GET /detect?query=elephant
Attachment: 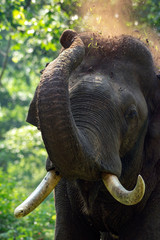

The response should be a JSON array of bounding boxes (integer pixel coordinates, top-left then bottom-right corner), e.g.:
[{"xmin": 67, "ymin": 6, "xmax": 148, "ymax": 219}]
[{"xmin": 14, "ymin": 29, "xmax": 160, "ymax": 239}]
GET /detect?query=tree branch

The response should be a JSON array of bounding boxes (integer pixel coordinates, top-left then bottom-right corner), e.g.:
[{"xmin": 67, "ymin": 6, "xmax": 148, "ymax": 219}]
[{"xmin": 0, "ymin": 36, "xmax": 11, "ymax": 87}]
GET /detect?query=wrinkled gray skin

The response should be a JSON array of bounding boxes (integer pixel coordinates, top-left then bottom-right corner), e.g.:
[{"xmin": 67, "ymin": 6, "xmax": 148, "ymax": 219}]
[{"xmin": 27, "ymin": 30, "xmax": 160, "ymax": 239}]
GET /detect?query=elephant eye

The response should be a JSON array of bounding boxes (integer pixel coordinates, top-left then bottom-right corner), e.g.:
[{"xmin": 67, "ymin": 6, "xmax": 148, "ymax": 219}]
[{"xmin": 125, "ymin": 105, "xmax": 138, "ymax": 121}]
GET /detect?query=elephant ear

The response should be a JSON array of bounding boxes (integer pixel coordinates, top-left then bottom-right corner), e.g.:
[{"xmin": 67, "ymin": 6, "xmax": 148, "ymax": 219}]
[
  {"xmin": 26, "ymin": 87, "xmax": 55, "ymax": 171},
  {"xmin": 145, "ymin": 75, "xmax": 160, "ymax": 168},
  {"xmin": 26, "ymin": 63, "xmax": 51, "ymax": 127},
  {"xmin": 149, "ymin": 104, "xmax": 160, "ymax": 139},
  {"xmin": 148, "ymin": 75, "xmax": 160, "ymax": 139},
  {"xmin": 26, "ymin": 86, "xmax": 39, "ymax": 128}
]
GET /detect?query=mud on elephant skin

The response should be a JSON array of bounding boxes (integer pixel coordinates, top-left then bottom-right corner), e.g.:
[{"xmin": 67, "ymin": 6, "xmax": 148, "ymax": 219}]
[{"xmin": 15, "ymin": 30, "xmax": 160, "ymax": 239}]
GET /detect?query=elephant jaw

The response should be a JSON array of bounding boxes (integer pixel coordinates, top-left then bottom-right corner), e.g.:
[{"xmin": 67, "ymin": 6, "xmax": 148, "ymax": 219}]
[{"xmin": 14, "ymin": 170, "xmax": 145, "ymax": 218}]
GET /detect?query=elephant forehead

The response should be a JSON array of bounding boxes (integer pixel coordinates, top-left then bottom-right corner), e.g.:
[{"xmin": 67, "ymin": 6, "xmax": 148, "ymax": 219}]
[
  {"xmin": 81, "ymin": 74, "xmax": 111, "ymax": 87},
  {"xmin": 69, "ymin": 73, "xmax": 116, "ymax": 99},
  {"xmin": 70, "ymin": 71, "xmax": 148, "ymax": 126},
  {"xmin": 70, "ymin": 70, "xmax": 135, "ymax": 99}
]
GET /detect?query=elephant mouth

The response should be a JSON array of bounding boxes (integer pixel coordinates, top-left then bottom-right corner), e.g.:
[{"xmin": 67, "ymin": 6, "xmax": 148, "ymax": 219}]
[{"xmin": 14, "ymin": 170, "xmax": 145, "ymax": 218}]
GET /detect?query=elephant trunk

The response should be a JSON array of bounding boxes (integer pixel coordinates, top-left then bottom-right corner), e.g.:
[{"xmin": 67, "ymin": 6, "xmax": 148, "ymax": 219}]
[{"xmin": 37, "ymin": 30, "xmax": 97, "ymax": 180}]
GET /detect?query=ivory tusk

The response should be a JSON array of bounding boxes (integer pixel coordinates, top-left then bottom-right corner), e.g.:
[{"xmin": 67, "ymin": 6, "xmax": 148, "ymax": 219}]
[
  {"xmin": 102, "ymin": 173, "xmax": 145, "ymax": 205},
  {"xmin": 14, "ymin": 170, "xmax": 61, "ymax": 218}
]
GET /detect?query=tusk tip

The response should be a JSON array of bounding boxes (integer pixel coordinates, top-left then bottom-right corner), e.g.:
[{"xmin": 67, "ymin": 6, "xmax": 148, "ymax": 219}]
[
  {"xmin": 14, "ymin": 207, "xmax": 25, "ymax": 218},
  {"xmin": 137, "ymin": 174, "xmax": 145, "ymax": 199}
]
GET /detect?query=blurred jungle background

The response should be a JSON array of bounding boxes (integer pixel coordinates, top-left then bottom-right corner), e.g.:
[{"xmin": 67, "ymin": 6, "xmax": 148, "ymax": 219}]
[{"xmin": 0, "ymin": 0, "xmax": 160, "ymax": 239}]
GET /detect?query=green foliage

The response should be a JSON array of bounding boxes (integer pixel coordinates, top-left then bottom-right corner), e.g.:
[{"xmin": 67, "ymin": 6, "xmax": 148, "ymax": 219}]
[
  {"xmin": 0, "ymin": 125, "xmax": 46, "ymax": 179},
  {"xmin": 0, "ymin": 125, "xmax": 57, "ymax": 239},
  {"xmin": 0, "ymin": 168, "xmax": 56, "ymax": 239},
  {"xmin": 0, "ymin": 86, "xmax": 31, "ymax": 137},
  {"xmin": 0, "ymin": 0, "xmax": 80, "ymax": 90},
  {"xmin": 132, "ymin": 0, "xmax": 160, "ymax": 31}
]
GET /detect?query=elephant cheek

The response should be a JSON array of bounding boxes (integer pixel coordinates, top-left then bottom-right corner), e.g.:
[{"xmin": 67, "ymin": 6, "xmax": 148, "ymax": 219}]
[{"xmin": 99, "ymin": 154, "xmax": 122, "ymax": 178}]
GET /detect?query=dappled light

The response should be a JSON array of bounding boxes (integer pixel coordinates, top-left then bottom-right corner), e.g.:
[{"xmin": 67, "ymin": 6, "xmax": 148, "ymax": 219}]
[{"xmin": 80, "ymin": 0, "xmax": 160, "ymax": 71}]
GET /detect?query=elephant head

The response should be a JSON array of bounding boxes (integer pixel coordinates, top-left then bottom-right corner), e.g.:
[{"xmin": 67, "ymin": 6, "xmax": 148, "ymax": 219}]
[{"xmin": 14, "ymin": 30, "xmax": 160, "ymax": 217}]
